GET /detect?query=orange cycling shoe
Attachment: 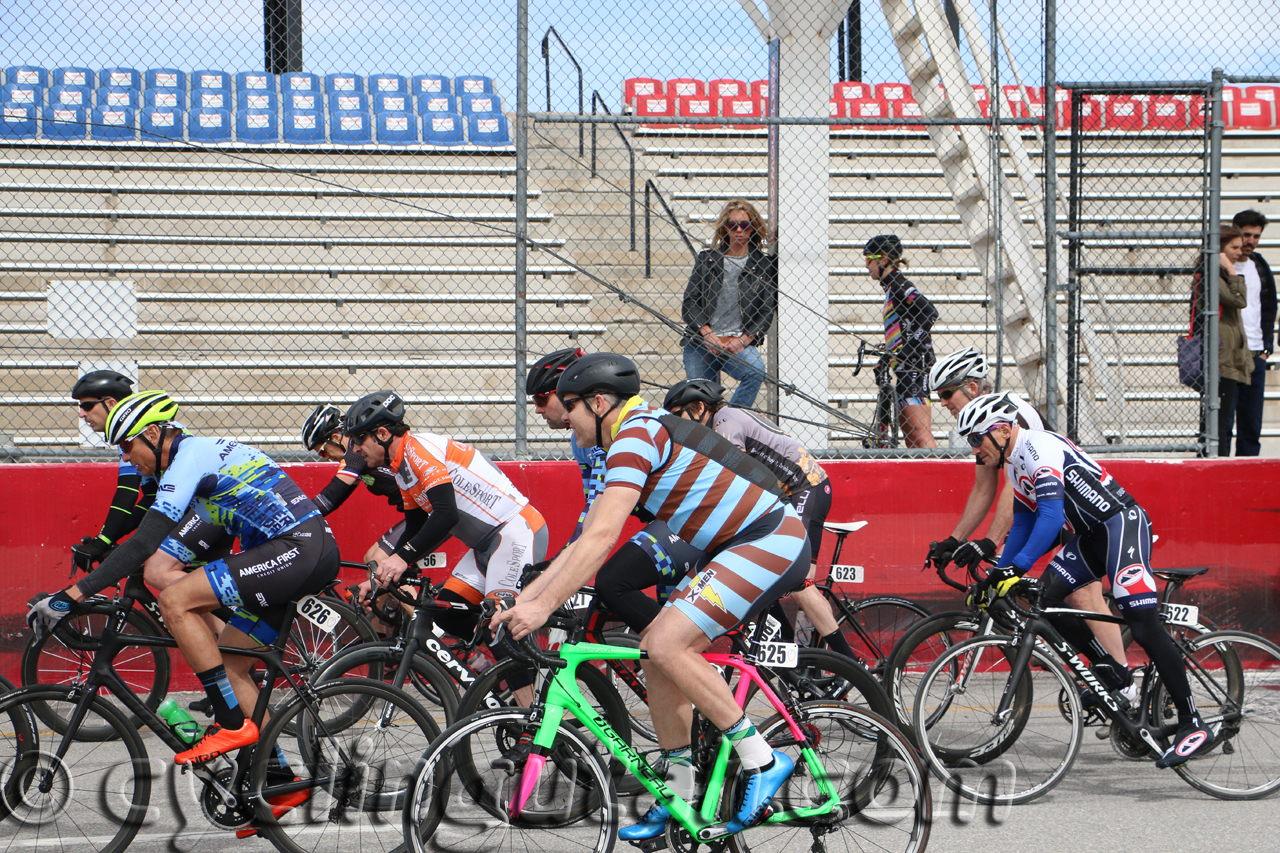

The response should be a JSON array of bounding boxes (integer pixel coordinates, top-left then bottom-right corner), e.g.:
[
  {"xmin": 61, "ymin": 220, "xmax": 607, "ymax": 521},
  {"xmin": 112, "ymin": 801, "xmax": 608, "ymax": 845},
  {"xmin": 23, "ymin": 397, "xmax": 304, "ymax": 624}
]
[
  {"xmin": 235, "ymin": 780, "xmax": 311, "ymax": 838},
  {"xmin": 174, "ymin": 720, "xmax": 259, "ymax": 765}
]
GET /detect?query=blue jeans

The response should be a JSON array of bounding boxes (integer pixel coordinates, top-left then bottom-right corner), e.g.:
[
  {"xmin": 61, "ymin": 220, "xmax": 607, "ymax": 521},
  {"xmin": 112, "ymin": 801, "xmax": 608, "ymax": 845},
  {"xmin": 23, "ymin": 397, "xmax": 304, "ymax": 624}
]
[
  {"xmin": 682, "ymin": 342, "xmax": 766, "ymax": 408},
  {"xmin": 1228, "ymin": 354, "xmax": 1268, "ymax": 456}
]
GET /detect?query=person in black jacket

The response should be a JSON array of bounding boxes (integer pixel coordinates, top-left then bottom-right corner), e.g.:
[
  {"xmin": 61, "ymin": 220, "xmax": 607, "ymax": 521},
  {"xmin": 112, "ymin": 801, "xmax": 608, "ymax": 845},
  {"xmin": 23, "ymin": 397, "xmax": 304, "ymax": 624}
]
[
  {"xmin": 1229, "ymin": 209, "xmax": 1276, "ymax": 456},
  {"xmin": 681, "ymin": 199, "xmax": 777, "ymax": 408}
]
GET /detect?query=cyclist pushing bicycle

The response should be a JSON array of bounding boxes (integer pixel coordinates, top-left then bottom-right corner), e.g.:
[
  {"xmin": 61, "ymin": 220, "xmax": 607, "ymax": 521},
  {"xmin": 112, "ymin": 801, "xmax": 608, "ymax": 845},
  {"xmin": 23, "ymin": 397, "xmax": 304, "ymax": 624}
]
[
  {"xmin": 494, "ymin": 352, "xmax": 810, "ymax": 840},
  {"xmin": 956, "ymin": 392, "xmax": 1211, "ymax": 768}
]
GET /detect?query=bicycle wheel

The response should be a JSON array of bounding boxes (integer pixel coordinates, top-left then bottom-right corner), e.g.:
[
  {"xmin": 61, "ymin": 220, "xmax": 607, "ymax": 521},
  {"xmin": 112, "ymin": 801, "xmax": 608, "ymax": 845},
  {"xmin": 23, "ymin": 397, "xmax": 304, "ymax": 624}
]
[
  {"xmin": 312, "ymin": 641, "xmax": 460, "ymax": 727},
  {"xmin": 914, "ymin": 635, "xmax": 1082, "ymax": 805},
  {"xmin": 600, "ymin": 631, "xmax": 656, "ymax": 746},
  {"xmin": 252, "ymin": 677, "xmax": 441, "ymax": 853},
  {"xmin": 728, "ymin": 702, "xmax": 929, "ymax": 853},
  {"xmin": 882, "ymin": 611, "xmax": 982, "ymax": 741},
  {"xmin": 20, "ymin": 604, "xmax": 171, "ymax": 741},
  {"xmin": 0, "ymin": 686, "xmax": 151, "ymax": 853},
  {"xmin": 832, "ymin": 595, "xmax": 930, "ymax": 676},
  {"xmin": 1151, "ymin": 630, "xmax": 1280, "ymax": 800},
  {"xmin": 404, "ymin": 707, "xmax": 617, "ymax": 853},
  {"xmin": 272, "ymin": 597, "xmax": 379, "ymax": 728}
]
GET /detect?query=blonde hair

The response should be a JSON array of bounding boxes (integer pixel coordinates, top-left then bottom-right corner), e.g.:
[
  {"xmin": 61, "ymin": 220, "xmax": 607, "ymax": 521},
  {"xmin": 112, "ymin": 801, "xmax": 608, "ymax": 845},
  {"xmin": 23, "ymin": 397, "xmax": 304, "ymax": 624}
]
[{"xmin": 710, "ymin": 199, "xmax": 770, "ymax": 252}]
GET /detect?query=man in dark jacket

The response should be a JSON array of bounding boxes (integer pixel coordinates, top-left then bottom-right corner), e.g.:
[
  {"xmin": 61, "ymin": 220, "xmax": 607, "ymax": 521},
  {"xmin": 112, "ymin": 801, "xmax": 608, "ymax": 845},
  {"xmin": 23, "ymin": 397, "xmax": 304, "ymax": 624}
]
[{"xmin": 1230, "ymin": 210, "xmax": 1276, "ymax": 456}]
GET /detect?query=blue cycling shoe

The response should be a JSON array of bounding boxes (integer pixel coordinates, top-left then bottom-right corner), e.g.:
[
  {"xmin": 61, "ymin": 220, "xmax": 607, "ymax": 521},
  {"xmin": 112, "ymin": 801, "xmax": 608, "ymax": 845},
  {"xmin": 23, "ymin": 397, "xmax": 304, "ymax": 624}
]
[
  {"xmin": 727, "ymin": 751, "xmax": 794, "ymax": 834},
  {"xmin": 619, "ymin": 803, "xmax": 671, "ymax": 841}
]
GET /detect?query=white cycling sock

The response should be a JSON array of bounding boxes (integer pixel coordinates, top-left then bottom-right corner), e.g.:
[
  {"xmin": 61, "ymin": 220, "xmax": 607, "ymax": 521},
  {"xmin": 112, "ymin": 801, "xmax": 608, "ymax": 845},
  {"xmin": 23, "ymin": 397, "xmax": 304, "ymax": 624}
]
[{"xmin": 723, "ymin": 715, "xmax": 773, "ymax": 770}]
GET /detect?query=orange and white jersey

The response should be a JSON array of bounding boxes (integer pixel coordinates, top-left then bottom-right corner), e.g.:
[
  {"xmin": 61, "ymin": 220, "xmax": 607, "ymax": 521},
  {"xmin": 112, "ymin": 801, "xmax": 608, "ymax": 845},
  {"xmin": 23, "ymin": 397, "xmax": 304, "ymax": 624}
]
[{"xmin": 391, "ymin": 431, "xmax": 530, "ymax": 549}]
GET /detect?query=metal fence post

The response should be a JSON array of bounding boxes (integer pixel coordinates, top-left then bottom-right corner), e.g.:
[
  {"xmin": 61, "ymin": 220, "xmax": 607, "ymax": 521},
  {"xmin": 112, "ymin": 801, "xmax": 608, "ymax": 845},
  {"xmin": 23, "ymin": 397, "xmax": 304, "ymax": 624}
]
[
  {"xmin": 1042, "ymin": 0, "xmax": 1058, "ymax": 428},
  {"xmin": 1205, "ymin": 67, "xmax": 1224, "ymax": 457},
  {"xmin": 514, "ymin": 0, "xmax": 529, "ymax": 457}
]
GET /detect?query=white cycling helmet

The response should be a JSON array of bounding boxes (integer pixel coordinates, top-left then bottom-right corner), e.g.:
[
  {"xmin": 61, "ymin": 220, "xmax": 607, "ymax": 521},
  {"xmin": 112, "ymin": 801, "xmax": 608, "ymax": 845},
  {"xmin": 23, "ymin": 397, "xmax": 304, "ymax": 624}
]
[
  {"xmin": 955, "ymin": 392, "xmax": 1020, "ymax": 439},
  {"xmin": 929, "ymin": 347, "xmax": 989, "ymax": 392}
]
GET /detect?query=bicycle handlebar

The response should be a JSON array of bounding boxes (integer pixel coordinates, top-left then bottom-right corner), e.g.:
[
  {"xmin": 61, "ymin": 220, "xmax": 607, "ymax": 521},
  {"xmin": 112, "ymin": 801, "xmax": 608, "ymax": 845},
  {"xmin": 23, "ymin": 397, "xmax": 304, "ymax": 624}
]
[{"xmin": 482, "ymin": 594, "xmax": 568, "ymax": 670}]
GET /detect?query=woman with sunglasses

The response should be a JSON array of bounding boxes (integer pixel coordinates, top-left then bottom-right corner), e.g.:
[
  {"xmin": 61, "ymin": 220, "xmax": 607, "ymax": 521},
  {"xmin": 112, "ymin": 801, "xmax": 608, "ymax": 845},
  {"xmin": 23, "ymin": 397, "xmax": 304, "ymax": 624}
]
[{"xmin": 681, "ymin": 199, "xmax": 777, "ymax": 408}]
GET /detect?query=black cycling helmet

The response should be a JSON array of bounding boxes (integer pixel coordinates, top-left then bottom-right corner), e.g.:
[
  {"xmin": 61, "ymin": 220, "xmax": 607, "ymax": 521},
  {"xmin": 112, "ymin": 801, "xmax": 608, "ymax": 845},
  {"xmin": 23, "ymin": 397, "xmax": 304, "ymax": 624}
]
[
  {"xmin": 301, "ymin": 403, "xmax": 344, "ymax": 450},
  {"xmin": 556, "ymin": 352, "xmax": 641, "ymax": 401},
  {"xmin": 663, "ymin": 378, "xmax": 725, "ymax": 413},
  {"xmin": 343, "ymin": 391, "xmax": 405, "ymax": 437},
  {"xmin": 863, "ymin": 234, "xmax": 903, "ymax": 259},
  {"xmin": 526, "ymin": 347, "xmax": 585, "ymax": 396},
  {"xmin": 71, "ymin": 369, "xmax": 134, "ymax": 402}
]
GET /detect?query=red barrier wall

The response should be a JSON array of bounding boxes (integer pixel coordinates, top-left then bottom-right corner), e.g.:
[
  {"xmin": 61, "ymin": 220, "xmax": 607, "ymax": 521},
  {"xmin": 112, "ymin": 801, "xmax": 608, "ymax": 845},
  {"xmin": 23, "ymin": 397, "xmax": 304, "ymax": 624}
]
[{"xmin": 3, "ymin": 458, "xmax": 1278, "ymax": 681}]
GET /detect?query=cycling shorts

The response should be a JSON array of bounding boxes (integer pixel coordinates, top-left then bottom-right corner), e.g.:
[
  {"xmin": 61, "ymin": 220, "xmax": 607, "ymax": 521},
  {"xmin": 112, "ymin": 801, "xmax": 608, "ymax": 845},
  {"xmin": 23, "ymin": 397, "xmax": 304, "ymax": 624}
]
[
  {"xmin": 1044, "ymin": 504, "xmax": 1158, "ymax": 614},
  {"xmin": 894, "ymin": 369, "xmax": 929, "ymax": 409},
  {"xmin": 668, "ymin": 506, "xmax": 811, "ymax": 639},
  {"xmin": 159, "ymin": 510, "xmax": 234, "ymax": 567},
  {"xmin": 203, "ymin": 515, "xmax": 340, "ymax": 644},
  {"xmin": 789, "ymin": 480, "xmax": 832, "ymax": 563},
  {"xmin": 442, "ymin": 504, "xmax": 549, "ymax": 603}
]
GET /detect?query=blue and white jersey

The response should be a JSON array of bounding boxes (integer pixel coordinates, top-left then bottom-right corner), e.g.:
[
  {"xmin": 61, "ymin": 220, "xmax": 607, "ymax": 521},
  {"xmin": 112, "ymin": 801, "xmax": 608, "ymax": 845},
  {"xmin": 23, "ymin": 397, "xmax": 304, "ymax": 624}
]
[
  {"xmin": 1005, "ymin": 429, "xmax": 1134, "ymax": 534},
  {"xmin": 152, "ymin": 434, "xmax": 320, "ymax": 550},
  {"xmin": 569, "ymin": 435, "xmax": 606, "ymax": 542}
]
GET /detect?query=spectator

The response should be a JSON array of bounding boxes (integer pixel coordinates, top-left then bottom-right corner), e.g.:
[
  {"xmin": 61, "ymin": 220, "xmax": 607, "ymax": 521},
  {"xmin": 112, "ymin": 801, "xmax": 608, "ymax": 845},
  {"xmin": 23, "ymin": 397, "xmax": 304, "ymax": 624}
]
[
  {"xmin": 681, "ymin": 199, "xmax": 777, "ymax": 408},
  {"xmin": 1228, "ymin": 210, "xmax": 1276, "ymax": 456},
  {"xmin": 1192, "ymin": 225, "xmax": 1251, "ymax": 457},
  {"xmin": 866, "ymin": 234, "xmax": 937, "ymax": 448}
]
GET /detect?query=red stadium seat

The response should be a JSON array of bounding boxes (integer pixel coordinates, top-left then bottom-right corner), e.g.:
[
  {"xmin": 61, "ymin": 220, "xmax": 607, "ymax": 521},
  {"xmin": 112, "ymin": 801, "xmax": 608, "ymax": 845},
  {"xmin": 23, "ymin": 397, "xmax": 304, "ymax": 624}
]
[
  {"xmin": 707, "ymin": 79, "xmax": 747, "ymax": 101},
  {"xmin": 1222, "ymin": 86, "xmax": 1242, "ymax": 106},
  {"xmin": 876, "ymin": 82, "xmax": 911, "ymax": 102},
  {"xmin": 891, "ymin": 100, "xmax": 924, "ymax": 130},
  {"xmin": 1188, "ymin": 95, "xmax": 1206, "ymax": 128},
  {"xmin": 847, "ymin": 98, "xmax": 889, "ymax": 123},
  {"xmin": 666, "ymin": 78, "xmax": 705, "ymax": 99},
  {"xmin": 1147, "ymin": 96, "xmax": 1188, "ymax": 129},
  {"xmin": 829, "ymin": 98, "xmax": 849, "ymax": 131},
  {"xmin": 720, "ymin": 96, "xmax": 763, "ymax": 130},
  {"xmin": 623, "ymin": 78, "xmax": 663, "ymax": 112},
  {"xmin": 635, "ymin": 95, "xmax": 675, "ymax": 128},
  {"xmin": 833, "ymin": 81, "xmax": 870, "ymax": 101},
  {"xmin": 1246, "ymin": 86, "xmax": 1279, "ymax": 112},
  {"xmin": 976, "ymin": 99, "xmax": 990, "ymax": 118},
  {"xmin": 1229, "ymin": 98, "xmax": 1277, "ymax": 129},
  {"xmin": 1104, "ymin": 96, "xmax": 1143, "ymax": 130},
  {"xmin": 972, "ymin": 84, "xmax": 988, "ymax": 102},
  {"xmin": 750, "ymin": 80, "xmax": 769, "ymax": 102},
  {"xmin": 678, "ymin": 94, "xmax": 718, "ymax": 129}
]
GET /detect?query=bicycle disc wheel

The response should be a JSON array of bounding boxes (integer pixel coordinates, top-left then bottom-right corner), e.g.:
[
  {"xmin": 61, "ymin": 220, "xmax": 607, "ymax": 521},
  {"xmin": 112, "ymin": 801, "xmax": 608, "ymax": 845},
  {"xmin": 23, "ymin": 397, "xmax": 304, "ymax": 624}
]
[
  {"xmin": 1153, "ymin": 630, "xmax": 1280, "ymax": 800},
  {"xmin": 914, "ymin": 635, "xmax": 1082, "ymax": 805},
  {"xmin": 252, "ymin": 677, "xmax": 441, "ymax": 853},
  {"xmin": 882, "ymin": 611, "xmax": 981, "ymax": 741},
  {"xmin": 728, "ymin": 701, "xmax": 930, "ymax": 853},
  {"xmin": 312, "ymin": 642, "xmax": 460, "ymax": 728},
  {"xmin": 404, "ymin": 707, "xmax": 617, "ymax": 853},
  {"xmin": 20, "ymin": 604, "xmax": 171, "ymax": 741},
  {"xmin": 835, "ymin": 596, "xmax": 931, "ymax": 677},
  {"xmin": 0, "ymin": 686, "xmax": 151, "ymax": 853}
]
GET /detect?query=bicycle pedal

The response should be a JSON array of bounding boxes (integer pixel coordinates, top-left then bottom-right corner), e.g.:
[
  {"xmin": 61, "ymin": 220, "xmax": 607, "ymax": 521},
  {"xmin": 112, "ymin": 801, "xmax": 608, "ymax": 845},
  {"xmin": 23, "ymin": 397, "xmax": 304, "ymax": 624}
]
[
  {"xmin": 637, "ymin": 837, "xmax": 668, "ymax": 852},
  {"xmin": 1095, "ymin": 725, "xmax": 1112, "ymax": 741}
]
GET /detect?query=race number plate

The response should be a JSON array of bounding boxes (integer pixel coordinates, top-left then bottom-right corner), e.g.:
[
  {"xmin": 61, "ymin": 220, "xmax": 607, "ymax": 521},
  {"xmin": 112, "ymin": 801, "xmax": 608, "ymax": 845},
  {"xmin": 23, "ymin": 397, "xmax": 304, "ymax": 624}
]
[
  {"xmin": 566, "ymin": 591, "xmax": 593, "ymax": 611},
  {"xmin": 760, "ymin": 614, "xmax": 783, "ymax": 642},
  {"xmin": 297, "ymin": 595, "xmax": 342, "ymax": 632},
  {"xmin": 831, "ymin": 565, "xmax": 864, "ymax": 584},
  {"xmin": 1161, "ymin": 603, "xmax": 1199, "ymax": 628},
  {"xmin": 756, "ymin": 642, "xmax": 799, "ymax": 668},
  {"xmin": 415, "ymin": 551, "xmax": 448, "ymax": 569}
]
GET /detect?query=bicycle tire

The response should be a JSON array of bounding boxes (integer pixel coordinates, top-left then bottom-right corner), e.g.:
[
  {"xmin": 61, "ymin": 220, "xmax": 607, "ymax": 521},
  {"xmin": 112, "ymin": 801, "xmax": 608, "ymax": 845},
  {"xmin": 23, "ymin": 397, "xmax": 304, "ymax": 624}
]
[
  {"xmin": 20, "ymin": 603, "xmax": 171, "ymax": 741},
  {"xmin": 0, "ymin": 685, "xmax": 152, "ymax": 853},
  {"xmin": 728, "ymin": 701, "xmax": 930, "ymax": 853},
  {"xmin": 1150, "ymin": 630, "xmax": 1280, "ymax": 800},
  {"xmin": 404, "ymin": 707, "xmax": 617, "ymax": 853},
  {"xmin": 311, "ymin": 640, "xmax": 460, "ymax": 727},
  {"xmin": 882, "ymin": 610, "xmax": 983, "ymax": 740},
  {"xmin": 913, "ymin": 635, "xmax": 1083, "ymax": 806},
  {"xmin": 251, "ymin": 677, "xmax": 441, "ymax": 853},
  {"xmin": 272, "ymin": 596, "xmax": 379, "ymax": 732},
  {"xmin": 827, "ymin": 594, "xmax": 931, "ymax": 676}
]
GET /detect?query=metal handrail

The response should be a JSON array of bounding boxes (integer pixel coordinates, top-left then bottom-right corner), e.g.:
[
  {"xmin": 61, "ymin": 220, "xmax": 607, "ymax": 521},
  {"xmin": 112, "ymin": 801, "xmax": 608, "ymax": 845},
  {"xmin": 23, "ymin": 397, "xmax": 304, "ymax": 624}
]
[
  {"xmin": 591, "ymin": 91, "xmax": 635, "ymax": 251},
  {"xmin": 541, "ymin": 26, "xmax": 583, "ymax": 156},
  {"xmin": 644, "ymin": 179, "xmax": 698, "ymax": 277}
]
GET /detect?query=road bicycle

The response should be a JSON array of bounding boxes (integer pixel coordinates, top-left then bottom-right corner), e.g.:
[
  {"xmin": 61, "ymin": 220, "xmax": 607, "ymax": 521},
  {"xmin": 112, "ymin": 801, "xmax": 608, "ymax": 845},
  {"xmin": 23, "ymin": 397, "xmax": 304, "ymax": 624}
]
[
  {"xmin": 0, "ymin": 582, "xmax": 439, "ymax": 853},
  {"xmin": 911, "ymin": 577, "xmax": 1280, "ymax": 804},
  {"xmin": 853, "ymin": 341, "xmax": 898, "ymax": 450},
  {"xmin": 404, "ymin": 606, "xmax": 930, "ymax": 853}
]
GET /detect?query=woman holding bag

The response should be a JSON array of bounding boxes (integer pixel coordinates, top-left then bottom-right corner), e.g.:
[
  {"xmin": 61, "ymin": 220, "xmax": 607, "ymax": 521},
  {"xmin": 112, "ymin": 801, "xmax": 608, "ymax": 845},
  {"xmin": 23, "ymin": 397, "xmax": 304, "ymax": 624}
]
[{"xmin": 1191, "ymin": 225, "xmax": 1250, "ymax": 456}]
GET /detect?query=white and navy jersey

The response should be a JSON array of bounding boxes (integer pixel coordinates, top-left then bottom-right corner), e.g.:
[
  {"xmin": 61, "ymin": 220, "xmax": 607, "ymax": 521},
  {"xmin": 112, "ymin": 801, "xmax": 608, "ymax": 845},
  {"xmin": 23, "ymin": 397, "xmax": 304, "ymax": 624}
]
[
  {"xmin": 1004, "ymin": 428, "xmax": 1135, "ymax": 534},
  {"xmin": 709, "ymin": 407, "xmax": 827, "ymax": 496}
]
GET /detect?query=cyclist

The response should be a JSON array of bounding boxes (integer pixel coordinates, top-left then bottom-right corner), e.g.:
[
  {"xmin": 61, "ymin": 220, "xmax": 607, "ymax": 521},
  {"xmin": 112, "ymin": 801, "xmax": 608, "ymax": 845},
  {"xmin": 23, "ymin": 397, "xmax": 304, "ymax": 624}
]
[
  {"xmin": 662, "ymin": 378, "xmax": 858, "ymax": 660},
  {"xmin": 496, "ymin": 353, "xmax": 809, "ymax": 839},
  {"xmin": 528, "ymin": 347, "xmax": 707, "ymax": 631},
  {"xmin": 957, "ymin": 392, "xmax": 1210, "ymax": 768},
  {"xmin": 925, "ymin": 348, "xmax": 1129, "ymax": 677},
  {"xmin": 27, "ymin": 390, "xmax": 340, "ymax": 767}
]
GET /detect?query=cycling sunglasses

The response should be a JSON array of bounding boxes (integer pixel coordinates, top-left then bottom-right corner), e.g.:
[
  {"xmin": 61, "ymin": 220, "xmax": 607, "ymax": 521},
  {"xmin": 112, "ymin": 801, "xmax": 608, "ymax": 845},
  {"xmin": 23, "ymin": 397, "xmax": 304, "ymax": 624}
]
[{"xmin": 77, "ymin": 398, "xmax": 108, "ymax": 411}]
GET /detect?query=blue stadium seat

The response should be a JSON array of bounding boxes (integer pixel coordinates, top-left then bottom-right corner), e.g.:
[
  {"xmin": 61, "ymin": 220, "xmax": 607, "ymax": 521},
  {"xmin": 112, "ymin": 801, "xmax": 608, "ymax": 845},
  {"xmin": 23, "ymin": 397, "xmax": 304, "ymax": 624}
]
[
  {"xmin": 285, "ymin": 91, "xmax": 322, "ymax": 112},
  {"xmin": 328, "ymin": 92, "xmax": 369, "ymax": 114},
  {"xmin": 140, "ymin": 106, "xmax": 184, "ymax": 141},
  {"xmin": 145, "ymin": 69, "xmax": 186, "ymax": 92},
  {"xmin": 237, "ymin": 88, "xmax": 278, "ymax": 112},
  {"xmin": 98, "ymin": 68, "xmax": 141, "ymax": 90},
  {"xmin": 281, "ymin": 72, "xmax": 320, "ymax": 94},
  {"xmin": 92, "ymin": 107, "xmax": 138, "ymax": 141},
  {"xmin": 374, "ymin": 92, "xmax": 414, "ymax": 114},
  {"xmin": 369, "ymin": 74, "xmax": 408, "ymax": 95},
  {"xmin": 329, "ymin": 109, "xmax": 372, "ymax": 144},
  {"xmin": 41, "ymin": 105, "xmax": 89, "ymax": 140},
  {"xmin": 418, "ymin": 94, "xmax": 457, "ymax": 116},
  {"xmin": 376, "ymin": 110, "xmax": 419, "ymax": 144},
  {"xmin": 191, "ymin": 88, "xmax": 231, "ymax": 111},
  {"xmin": 191, "ymin": 70, "xmax": 232, "ymax": 92},
  {"xmin": 51, "ymin": 67, "xmax": 93, "ymax": 89},
  {"xmin": 0, "ymin": 103, "xmax": 37, "ymax": 139},
  {"xmin": 5, "ymin": 66, "xmax": 48, "ymax": 88},
  {"xmin": 454, "ymin": 75, "xmax": 495, "ymax": 97},
  {"xmin": 1, "ymin": 83, "xmax": 43, "ymax": 107},
  {"xmin": 48, "ymin": 85, "xmax": 91, "ymax": 108},
  {"xmin": 282, "ymin": 109, "xmax": 325, "ymax": 143},
  {"xmin": 467, "ymin": 113, "xmax": 511, "ymax": 145},
  {"xmin": 324, "ymin": 73, "xmax": 365, "ymax": 95},
  {"xmin": 187, "ymin": 108, "xmax": 232, "ymax": 143},
  {"xmin": 422, "ymin": 113, "xmax": 464, "ymax": 145},
  {"xmin": 460, "ymin": 93, "xmax": 502, "ymax": 115},
  {"xmin": 236, "ymin": 109, "xmax": 279, "ymax": 142},
  {"xmin": 96, "ymin": 86, "xmax": 140, "ymax": 109},
  {"xmin": 235, "ymin": 72, "xmax": 276, "ymax": 95},
  {"xmin": 143, "ymin": 88, "xmax": 186, "ymax": 111},
  {"xmin": 411, "ymin": 74, "xmax": 451, "ymax": 98}
]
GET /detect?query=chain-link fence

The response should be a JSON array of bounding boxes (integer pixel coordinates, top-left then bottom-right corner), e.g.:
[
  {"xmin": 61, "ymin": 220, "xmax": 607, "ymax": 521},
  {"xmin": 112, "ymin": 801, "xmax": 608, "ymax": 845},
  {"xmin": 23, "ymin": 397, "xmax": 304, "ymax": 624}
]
[{"xmin": 1, "ymin": 0, "xmax": 1277, "ymax": 461}]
